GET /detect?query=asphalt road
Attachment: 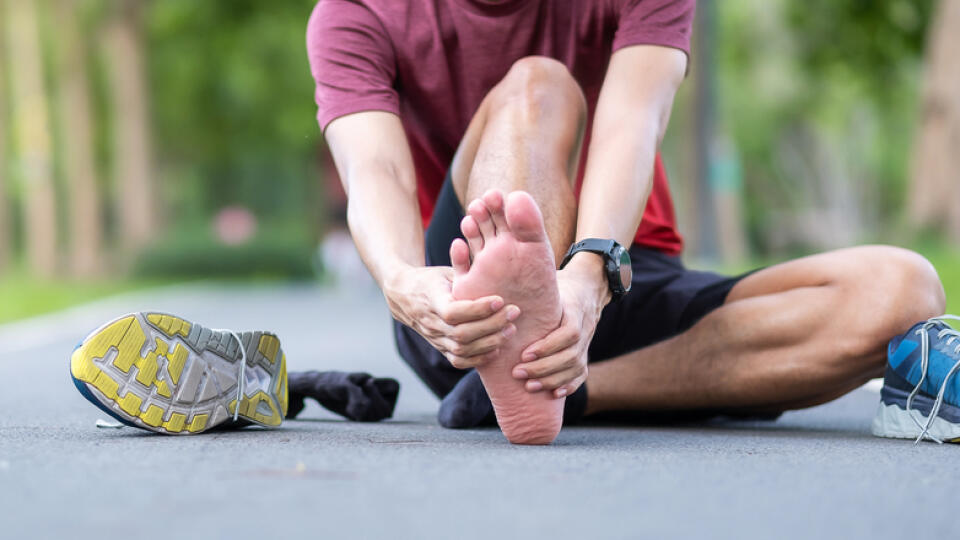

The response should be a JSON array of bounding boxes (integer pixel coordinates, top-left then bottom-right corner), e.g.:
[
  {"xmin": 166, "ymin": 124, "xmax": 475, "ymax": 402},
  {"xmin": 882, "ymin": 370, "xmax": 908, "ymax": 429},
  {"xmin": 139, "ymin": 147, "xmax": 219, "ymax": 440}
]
[{"xmin": 1, "ymin": 283, "xmax": 957, "ymax": 539}]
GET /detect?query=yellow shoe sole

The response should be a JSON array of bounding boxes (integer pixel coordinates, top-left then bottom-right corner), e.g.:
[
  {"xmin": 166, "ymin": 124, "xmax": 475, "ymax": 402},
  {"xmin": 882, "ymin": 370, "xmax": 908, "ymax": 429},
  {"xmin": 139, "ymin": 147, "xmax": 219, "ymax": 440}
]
[{"xmin": 70, "ymin": 312, "xmax": 288, "ymax": 434}]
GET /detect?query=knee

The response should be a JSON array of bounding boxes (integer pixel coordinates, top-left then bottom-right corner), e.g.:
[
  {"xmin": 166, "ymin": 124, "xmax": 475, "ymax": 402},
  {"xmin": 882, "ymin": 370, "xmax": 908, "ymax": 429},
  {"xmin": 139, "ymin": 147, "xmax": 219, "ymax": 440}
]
[
  {"xmin": 491, "ymin": 56, "xmax": 586, "ymax": 124},
  {"xmin": 870, "ymin": 246, "xmax": 945, "ymax": 326},
  {"xmin": 840, "ymin": 246, "xmax": 945, "ymax": 358}
]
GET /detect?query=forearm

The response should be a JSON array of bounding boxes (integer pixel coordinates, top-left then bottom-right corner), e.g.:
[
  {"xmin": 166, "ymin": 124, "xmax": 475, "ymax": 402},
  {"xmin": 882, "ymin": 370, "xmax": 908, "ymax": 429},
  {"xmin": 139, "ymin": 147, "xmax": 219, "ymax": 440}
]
[
  {"xmin": 562, "ymin": 45, "xmax": 685, "ymax": 300},
  {"xmin": 325, "ymin": 112, "xmax": 426, "ymax": 296},
  {"xmin": 344, "ymin": 164, "xmax": 424, "ymax": 290},
  {"xmin": 576, "ymin": 114, "xmax": 660, "ymax": 247}
]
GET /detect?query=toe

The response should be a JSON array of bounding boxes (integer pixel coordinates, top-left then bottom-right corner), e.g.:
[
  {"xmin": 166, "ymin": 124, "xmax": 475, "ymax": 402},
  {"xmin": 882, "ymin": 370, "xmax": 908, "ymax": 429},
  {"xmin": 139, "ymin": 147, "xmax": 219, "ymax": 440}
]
[
  {"xmin": 460, "ymin": 216, "xmax": 483, "ymax": 256},
  {"xmin": 504, "ymin": 191, "xmax": 547, "ymax": 243},
  {"xmin": 483, "ymin": 190, "xmax": 510, "ymax": 233},
  {"xmin": 468, "ymin": 199, "xmax": 497, "ymax": 242},
  {"xmin": 450, "ymin": 238, "xmax": 471, "ymax": 277}
]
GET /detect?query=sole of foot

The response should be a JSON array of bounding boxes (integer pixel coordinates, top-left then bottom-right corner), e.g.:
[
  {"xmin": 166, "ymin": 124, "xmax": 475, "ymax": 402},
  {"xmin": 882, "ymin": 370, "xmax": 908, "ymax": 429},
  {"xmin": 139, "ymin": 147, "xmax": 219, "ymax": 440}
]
[
  {"xmin": 450, "ymin": 189, "xmax": 564, "ymax": 445},
  {"xmin": 70, "ymin": 312, "xmax": 288, "ymax": 434}
]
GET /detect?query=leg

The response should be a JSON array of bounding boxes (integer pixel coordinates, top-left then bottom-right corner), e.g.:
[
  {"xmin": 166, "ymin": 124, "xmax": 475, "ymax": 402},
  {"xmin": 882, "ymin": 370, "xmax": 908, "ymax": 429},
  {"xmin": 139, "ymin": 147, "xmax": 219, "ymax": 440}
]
[
  {"xmin": 442, "ymin": 58, "xmax": 587, "ymax": 444},
  {"xmin": 395, "ymin": 57, "xmax": 585, "ymax": 413},
  {"xmin": 450, "ymin": 56, "xmax": 586, "ymax": 264},
  {"xmin": 585, "ymin": 246, "xmax": 947, "ymax": 415}
]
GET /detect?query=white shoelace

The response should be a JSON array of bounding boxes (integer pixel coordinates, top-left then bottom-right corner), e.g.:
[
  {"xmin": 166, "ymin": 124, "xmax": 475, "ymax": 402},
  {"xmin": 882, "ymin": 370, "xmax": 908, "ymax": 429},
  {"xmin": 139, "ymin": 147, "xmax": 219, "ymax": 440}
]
[
  {"xmin": 906, "ymin": 315, "xmax": 960, "ymax": 444},
  {"xmin": 217, "ymin": 329, "xmax": 247, "ymax": 422}
]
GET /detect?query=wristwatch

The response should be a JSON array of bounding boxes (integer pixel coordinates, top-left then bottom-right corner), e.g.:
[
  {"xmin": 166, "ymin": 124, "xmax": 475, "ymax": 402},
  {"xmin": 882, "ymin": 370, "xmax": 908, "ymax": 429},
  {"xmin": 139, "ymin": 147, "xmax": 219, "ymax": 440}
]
[{"xmin": 558, "ymin": 238, "xmax": 632, "ymax": 301}]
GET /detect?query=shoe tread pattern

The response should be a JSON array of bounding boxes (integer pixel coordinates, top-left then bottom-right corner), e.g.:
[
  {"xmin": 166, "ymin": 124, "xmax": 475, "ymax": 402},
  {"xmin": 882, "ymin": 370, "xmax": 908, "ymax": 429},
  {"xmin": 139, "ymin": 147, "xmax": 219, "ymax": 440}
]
[{"xmin": 70, "ymin": 312, "xmax": 287, "ymax": 434}]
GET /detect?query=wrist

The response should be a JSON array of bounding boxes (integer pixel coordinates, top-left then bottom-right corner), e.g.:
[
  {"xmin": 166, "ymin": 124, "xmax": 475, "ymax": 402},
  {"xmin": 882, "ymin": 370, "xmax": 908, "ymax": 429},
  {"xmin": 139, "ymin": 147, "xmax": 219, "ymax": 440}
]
[
  {"xmin": 560, "ymin": 252, "xmax": 613, "ymax": 307},
  {"xmin": 382, "ymin": 262, "xmax": 420, "ymax": 311}
]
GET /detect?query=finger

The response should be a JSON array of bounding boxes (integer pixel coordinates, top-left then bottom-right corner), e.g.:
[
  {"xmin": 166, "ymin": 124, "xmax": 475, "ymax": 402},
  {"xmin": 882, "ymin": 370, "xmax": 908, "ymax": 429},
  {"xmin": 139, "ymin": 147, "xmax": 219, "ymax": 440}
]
[
  {"xmin": 512, "ymin": 349, "xmax": 579, "ymax": 380},
  {"xmin": 450, "ymin": 238, "xmax": 471, "ymax": 277},
  {"xmin": 460, "ymin": 216, "xmax": 483, "ymax": 257},
  {"xmin": 553, "ymin": 371, "xmax": 587, "ymax": 399},
  {"xmin": 439, "ymin": 295, "xmax": 505, "ymax": 325},
  {"xmin": 525, "ymin": 365, "xmax": 585, "ymax": 393},
  {"xmin": 445, "ymin": 350, "xmax": 497, "ymax": 370},
  {"xmin": 450, "ymin": 323, "xmax": 516, "ymax": 357},
  {"xmin": 467, "ymin": 198, "xmax": 497, "ymax": 241},
  {"xmin": 521, "ymin": 324, "xmax": 580, "ymax": 362},
  {"xmin": 449, "ymin": 304, "xmax": 520, "ymax": 343},
  {"xmin": 482, "ymin": 189, "xmax": 509, "ymax": 233}
]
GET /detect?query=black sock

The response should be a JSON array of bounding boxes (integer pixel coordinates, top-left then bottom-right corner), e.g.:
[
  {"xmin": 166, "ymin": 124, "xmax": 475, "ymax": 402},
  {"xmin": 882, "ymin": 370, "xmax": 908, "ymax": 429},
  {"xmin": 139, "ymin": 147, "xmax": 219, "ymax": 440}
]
[
  {"xmin": 437, "ymin": 369, "xmax": 589, "ymax": 428},
  {"xmin": 286, "ymin": 371, "xmax": 400, "ymax": 422},
  {"xmin": 437, "ymin": 369, "xmax": 496, "ymax": 428}
]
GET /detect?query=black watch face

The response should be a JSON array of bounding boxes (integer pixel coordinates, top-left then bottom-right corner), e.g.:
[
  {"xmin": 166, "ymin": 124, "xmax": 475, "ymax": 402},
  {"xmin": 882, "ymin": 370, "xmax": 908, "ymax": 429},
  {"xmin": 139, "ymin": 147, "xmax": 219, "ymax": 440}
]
[{"xmin": 617, "ymin": 246, "xmax": 632, "ymax": 292}]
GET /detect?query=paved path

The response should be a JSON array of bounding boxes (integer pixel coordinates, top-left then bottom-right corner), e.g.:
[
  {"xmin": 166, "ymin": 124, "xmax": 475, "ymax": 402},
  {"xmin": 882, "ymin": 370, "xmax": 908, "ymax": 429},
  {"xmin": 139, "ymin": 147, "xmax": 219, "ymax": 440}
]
[{"xmin": 0, "ymin": 283, "xmax": 957, "ymax": 539}]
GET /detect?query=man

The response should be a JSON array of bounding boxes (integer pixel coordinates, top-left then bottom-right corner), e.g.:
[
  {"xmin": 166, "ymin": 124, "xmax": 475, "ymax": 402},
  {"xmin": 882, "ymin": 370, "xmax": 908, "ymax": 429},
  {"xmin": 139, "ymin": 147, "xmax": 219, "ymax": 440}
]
[{"xmin": 306, "ymin": 0, "xmax": 948, "ymax": 444}]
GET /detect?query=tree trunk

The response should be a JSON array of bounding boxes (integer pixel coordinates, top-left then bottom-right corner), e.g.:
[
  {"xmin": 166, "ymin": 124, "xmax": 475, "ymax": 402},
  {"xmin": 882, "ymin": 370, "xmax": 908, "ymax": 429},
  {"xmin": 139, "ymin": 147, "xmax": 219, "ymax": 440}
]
[
  {"xmin": 5, "ymin": 0, "xmax": 58, "ymax": 277},
  {"xmin": 55, "ymin": 0, "xmax": 104, "ymax": 277},
  {"xmin": 0, "ymin": 10, "xmax": 9, "ymax": 273},
  {"xmin": 102, "ymin": 0, "xmax": 156, "ymax": 255},
  {"xmin": 909, "ymin": 0, "xmax": 960, "ymax": 241}
]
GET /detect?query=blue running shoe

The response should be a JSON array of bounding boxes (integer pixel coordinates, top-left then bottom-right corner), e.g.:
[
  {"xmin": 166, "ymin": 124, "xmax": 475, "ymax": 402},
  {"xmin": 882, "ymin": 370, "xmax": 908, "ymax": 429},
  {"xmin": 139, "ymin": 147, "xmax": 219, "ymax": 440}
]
[{"xmin": 872, "ymin": 315, "xmax": 960, "ymax": 443}]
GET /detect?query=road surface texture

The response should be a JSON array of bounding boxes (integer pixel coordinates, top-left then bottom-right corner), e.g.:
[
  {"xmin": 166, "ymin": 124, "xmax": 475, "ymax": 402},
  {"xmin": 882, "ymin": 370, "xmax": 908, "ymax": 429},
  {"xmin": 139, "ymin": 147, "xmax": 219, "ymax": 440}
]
[{"xmin": 1, "ymin": 283, "xmax": 957, "ymax": 539}]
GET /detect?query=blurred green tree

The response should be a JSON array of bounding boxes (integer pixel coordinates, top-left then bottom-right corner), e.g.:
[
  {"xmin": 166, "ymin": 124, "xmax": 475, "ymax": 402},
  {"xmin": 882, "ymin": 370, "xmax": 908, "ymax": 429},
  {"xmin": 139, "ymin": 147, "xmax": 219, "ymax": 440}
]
[
  {"xmin": 145, "ymin": 0, "xmax": 320, "ymax": 227},
  {"xmin": 102, "ymin": 0, "xmax": 157, "ymax": 255},
  {"xmin": 0, "ymin": 12, "xmax": 9, "ymax": 272},
  {"xmin": 5, "ymin": 0, "xmax": 58, "ymax": 277},
  {"xmin": 54, "ymin": 0, "xmax": 104, "ymax": 277},
  {"xmin": 711, "ymin": 0, "xmax": 932, "ymax": 254},
  {"xmin": 909, "ymin": 0, "xmax": 960, "ymax": 242}
]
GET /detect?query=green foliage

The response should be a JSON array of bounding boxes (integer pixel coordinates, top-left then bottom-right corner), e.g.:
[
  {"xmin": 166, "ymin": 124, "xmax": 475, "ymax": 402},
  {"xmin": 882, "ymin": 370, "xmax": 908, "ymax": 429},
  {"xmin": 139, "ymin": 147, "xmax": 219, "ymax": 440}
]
[
  {"xmin": 145, "ymin": 0, "xmax": 321, "ymax": 222},
  {"xmin": 714, "ymin": 0, "xmax": 930, "ymax": 252},
  {"xmin": 786, "ymin": 0, "xmax": 931, "ymax": 106},
  {"xmin": 132, "ymin": 221, "xmax": 317, "ymax": 279}
]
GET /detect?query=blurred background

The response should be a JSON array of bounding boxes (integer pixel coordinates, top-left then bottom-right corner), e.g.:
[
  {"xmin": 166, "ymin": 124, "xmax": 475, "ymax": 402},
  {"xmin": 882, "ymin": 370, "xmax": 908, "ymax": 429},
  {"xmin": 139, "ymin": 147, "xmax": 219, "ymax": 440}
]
[{"xmin": 0, "ymin": 0, "xmax": 956, "ymax": 323}]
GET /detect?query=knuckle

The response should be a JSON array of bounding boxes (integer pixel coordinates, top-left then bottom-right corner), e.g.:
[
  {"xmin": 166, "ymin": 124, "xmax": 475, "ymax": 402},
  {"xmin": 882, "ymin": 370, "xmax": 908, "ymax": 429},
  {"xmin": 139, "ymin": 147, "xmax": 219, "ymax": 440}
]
[
  {"xmin": 544, "ymin": 376, "xmax": 563, "ymax": 390},
  {"xmin": 473, "ymin": 341, "xmax": 495, "ymax": 355}
]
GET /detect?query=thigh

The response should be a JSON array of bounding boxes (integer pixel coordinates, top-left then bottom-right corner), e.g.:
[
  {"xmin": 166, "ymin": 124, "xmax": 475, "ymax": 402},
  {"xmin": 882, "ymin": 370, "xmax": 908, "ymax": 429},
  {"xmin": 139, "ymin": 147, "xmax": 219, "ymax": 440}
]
[
  {"xmin": 725, "ymin": 245, "xmax": 887, "ymax": 303},
  {"xmin": 588, "ymin": 247, "xmax": 751, "ymax": 362}
]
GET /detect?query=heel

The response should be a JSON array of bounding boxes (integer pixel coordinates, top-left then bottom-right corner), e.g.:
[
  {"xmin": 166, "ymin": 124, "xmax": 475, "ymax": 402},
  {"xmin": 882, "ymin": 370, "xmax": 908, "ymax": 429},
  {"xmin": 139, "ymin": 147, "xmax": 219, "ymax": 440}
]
[{"xmin": 229, "ymin": 334, "xmax": 287, "ymax": 426}]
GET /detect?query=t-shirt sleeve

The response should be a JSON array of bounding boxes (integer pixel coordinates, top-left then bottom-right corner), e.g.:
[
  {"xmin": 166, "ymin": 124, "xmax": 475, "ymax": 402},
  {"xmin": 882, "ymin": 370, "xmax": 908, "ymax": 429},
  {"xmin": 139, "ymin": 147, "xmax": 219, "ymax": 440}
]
[
  {"xmin": 612, "ymin": 0, "xmax": 695, "ymax": 58},
  {"xmin": 306, "ymin": 0, "xmax": 398, "ymax": 131}
]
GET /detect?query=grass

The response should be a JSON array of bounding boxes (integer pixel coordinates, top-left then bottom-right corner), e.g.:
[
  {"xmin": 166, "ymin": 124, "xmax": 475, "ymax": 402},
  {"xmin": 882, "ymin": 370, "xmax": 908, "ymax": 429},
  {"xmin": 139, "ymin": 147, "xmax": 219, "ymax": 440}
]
[{"xmin": 0, "ymin": 273, "xmax": 172, "ymax": 325}]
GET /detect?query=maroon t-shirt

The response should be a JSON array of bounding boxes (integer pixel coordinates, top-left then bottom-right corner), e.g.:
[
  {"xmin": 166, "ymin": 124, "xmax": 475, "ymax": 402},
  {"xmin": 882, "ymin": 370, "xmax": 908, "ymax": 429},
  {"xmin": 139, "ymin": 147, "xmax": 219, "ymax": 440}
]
[{"xmin": 307, "ymin": 0, "xmax": 694, "ymax": 255}]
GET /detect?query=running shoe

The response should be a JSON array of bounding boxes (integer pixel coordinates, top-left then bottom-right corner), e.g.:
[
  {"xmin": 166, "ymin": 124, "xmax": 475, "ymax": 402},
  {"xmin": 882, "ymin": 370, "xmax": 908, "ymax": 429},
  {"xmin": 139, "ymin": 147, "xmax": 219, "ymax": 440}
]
[
  {"xmin": 872, "ymin": 315, "xmax": 960, "ymax": 443},
  {"xmin": 70, "ymin": 312, "xmax": 288, "ymax": 434}
]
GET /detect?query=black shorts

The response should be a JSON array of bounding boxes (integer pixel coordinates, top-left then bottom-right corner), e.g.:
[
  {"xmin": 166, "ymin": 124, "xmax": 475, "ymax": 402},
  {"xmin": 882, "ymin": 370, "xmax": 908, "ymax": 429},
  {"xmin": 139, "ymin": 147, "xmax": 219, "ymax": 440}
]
[{"xmin": 393, "ymin": 174, "xmax": 749, "ymax": 401}]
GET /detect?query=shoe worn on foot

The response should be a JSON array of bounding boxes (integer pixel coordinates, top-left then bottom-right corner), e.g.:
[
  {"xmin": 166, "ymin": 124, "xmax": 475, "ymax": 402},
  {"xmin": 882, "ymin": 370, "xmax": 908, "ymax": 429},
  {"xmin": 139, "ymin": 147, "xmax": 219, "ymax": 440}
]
[
  {"xmin": 70, "ymin": 312, "xmax": 288, "ymax": 434},
  {"xmin": 872, "ymin": 315, "xmax": 960, "ymax": 443}
]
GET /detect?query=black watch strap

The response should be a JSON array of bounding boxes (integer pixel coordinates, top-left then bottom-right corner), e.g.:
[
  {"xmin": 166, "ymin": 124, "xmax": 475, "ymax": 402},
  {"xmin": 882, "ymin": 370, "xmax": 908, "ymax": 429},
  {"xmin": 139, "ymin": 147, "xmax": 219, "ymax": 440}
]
[
  {"xmin": 558, "ymin": 238, "xmax": 630, "ymax": 301},
  {"xmin": 559, "ymin": 238, "xmax": 616, "ymax": 270}
]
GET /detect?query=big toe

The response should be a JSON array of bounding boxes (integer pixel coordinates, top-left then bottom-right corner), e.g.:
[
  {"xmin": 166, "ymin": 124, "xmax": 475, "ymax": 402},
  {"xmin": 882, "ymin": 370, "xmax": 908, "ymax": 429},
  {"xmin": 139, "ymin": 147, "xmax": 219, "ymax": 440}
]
[{"xmin": 504, "ymin": 191, "xmax": 548, "ymax": 244}]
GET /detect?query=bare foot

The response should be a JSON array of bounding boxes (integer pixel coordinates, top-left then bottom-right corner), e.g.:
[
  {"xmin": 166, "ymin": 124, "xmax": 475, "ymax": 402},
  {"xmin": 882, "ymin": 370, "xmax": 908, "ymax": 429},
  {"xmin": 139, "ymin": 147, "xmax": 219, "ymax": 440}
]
[{"xmin": 450, "ymin": 190, "xmax": 564, "ymax": 444}]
